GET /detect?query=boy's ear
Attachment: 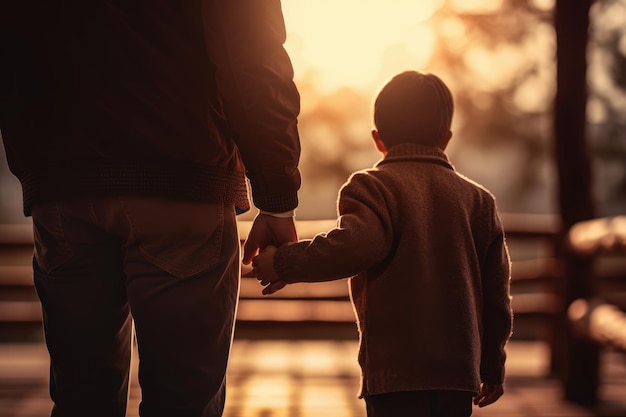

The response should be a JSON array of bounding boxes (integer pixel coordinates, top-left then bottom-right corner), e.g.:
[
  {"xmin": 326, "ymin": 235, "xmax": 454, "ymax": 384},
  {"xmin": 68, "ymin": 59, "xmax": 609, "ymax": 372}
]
[
  {"xmin": 439, "ymin": 130, "xmax": 453, "ymax": 151},
  {"xmin": 372, "ymin": 129, "xmax": 387, "ymax": 155}
]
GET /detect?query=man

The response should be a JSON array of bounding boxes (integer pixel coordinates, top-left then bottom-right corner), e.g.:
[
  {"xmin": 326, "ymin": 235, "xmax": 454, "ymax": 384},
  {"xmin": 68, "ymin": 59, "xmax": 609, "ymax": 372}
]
[{"xmin": 0, "ymin": 1, "xmax": 301, "ymax": 416}]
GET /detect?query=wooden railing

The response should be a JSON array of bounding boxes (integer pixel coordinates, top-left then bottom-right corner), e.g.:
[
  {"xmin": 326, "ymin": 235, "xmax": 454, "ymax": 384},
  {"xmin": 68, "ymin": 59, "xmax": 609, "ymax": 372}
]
[
  {"xmin": 7, "ymin": 212, "xmax": 622, "ymax": 341},
  {"xmin": 0, "ymin": 213, "xmax": 563, "ymax": 341},
  {"xmin": 0, "ymin": 224, "xmax": 40, "ymax": 341}
]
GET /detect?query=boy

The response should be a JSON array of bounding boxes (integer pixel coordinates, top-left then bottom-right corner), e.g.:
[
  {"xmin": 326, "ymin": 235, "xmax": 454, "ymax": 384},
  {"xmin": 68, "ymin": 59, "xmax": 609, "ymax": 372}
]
[{"xmin": 252, "ymin": 71, "xmax": 513, "ymax": 417}]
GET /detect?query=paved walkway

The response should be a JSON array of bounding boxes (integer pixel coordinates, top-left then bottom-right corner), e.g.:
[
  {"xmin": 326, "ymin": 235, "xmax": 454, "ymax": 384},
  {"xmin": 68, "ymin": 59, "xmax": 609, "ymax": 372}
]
[{"xmin": 1, "ymin": 340, "xmax": 625, "ymax": 417}]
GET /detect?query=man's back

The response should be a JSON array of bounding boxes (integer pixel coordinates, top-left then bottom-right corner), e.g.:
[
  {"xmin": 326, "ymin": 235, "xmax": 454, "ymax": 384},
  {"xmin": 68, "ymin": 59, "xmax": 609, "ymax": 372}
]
[
  {"xmin": 3, "ymin": 2, "xmax": 215, "ymax": 155},
  {"xmin": 1, "ymin": 1, "xmax": 301, "ymax": 215}
]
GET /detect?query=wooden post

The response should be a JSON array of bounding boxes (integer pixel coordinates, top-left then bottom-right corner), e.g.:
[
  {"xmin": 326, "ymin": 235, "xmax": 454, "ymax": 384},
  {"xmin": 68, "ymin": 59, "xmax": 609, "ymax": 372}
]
[{"xmin": 554, "ymin": 0, "xmax": 599, "ymax": 406}]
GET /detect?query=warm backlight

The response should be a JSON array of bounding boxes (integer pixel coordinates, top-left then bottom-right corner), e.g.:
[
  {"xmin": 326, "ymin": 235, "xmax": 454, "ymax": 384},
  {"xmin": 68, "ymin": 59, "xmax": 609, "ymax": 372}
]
[{"xmin": 281, "ymin": 0, "xmax": 443, "ymax": 92}]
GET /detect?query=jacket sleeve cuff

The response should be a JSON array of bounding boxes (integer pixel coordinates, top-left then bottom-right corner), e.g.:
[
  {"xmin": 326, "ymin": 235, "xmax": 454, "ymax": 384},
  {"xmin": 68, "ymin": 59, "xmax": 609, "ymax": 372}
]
[{"xmin": 252, "ymin": 191, "xmax": 299, "ymax": 213}]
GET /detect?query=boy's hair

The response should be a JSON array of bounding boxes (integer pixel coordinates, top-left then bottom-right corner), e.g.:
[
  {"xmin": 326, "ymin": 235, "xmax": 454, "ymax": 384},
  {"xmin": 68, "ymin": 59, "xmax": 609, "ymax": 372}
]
[{"xmin": 374, "ymin": 71, "xmax": 454, "ymax": 148}]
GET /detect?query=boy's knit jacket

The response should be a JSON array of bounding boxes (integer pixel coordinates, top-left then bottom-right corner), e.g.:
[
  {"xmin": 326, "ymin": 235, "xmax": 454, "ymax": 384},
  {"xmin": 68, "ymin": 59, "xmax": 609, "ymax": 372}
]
[{"xmin": 275, "ymin": 143, "xmax": 513, "ymax": 397}]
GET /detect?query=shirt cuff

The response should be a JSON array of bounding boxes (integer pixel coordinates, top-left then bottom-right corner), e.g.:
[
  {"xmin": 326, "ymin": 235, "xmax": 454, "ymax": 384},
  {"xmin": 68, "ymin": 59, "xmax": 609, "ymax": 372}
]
[{"xmin": 260, "ymin": 210, "xmax": 295, "ymax": 218}]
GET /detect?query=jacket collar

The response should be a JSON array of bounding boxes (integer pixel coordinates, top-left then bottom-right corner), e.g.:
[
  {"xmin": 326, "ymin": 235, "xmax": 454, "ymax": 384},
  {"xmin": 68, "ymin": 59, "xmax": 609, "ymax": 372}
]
[{"xmin": 376, "ymin": 143, "xmax": 454, "ymax": 170}]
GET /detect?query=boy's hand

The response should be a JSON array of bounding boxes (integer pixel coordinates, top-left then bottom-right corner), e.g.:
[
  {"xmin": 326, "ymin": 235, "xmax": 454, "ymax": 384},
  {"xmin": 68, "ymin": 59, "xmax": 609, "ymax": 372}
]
[
  {"xmin": 473, "ymin": 383, "xmax": 503, "ymax": 408},
  {"xmin": 252, "ymin": 245, "xmax": 287, "ymax": 295},
  {"xmin": 261, "ymin": 280, "xmax": 287, "ymax": 295}
]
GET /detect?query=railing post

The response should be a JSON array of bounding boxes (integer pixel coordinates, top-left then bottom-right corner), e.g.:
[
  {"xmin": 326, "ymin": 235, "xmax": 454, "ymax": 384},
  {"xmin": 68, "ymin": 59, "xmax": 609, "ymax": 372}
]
[{"xmin": 554, "ymin": 0, "xmax": 599, "ymax": 406}]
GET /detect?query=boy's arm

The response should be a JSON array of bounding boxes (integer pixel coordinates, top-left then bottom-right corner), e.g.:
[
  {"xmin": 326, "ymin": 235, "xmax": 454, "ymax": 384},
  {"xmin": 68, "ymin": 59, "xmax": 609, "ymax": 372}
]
[
  {"xmin": 473, "ymin": 383, "xmax": 504, "ymax": 408},
  {"xmin": 480, "ymin": 211, "xmax": 514, "ymax": 387},
  {"xmin": 268, "ymin": 173, "xmax": 394, "ymax": 285}
]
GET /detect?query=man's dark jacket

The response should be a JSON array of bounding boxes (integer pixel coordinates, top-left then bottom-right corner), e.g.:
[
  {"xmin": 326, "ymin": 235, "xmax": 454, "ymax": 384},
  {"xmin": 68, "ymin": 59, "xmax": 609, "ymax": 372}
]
[{"xmin": 0, "ymin": 0, "xmax": 301, "ymax": 215}]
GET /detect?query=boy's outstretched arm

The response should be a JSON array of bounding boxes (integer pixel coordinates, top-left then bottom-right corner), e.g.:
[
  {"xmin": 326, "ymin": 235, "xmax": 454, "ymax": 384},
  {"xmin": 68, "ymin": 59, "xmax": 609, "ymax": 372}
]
[
  {"xmin": 252, "ymin": 245, "xmax": 288, "ymax": 295},
  {"xmin": 473, "ymin": 383, "xmax": 504, "ymax": 408}
]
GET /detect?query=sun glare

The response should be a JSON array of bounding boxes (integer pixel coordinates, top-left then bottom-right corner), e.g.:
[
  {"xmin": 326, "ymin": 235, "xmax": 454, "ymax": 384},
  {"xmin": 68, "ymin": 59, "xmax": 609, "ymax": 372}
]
[
  {"xmin": 449, "ymin": 0, "xmax": 504, "ymax": 12},
  {"xmin": 281, "ymin": 0, "xmax": 444, "ymax": 92}
]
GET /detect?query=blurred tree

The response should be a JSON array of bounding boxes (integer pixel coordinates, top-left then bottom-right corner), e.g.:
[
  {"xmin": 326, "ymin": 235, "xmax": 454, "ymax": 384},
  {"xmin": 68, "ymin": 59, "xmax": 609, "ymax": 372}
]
[
  {"xmin": 293, "ymin": 0, "xmax": 565, "ymax": 216},
  {"xmin": 588, "ymin": 0, "xmax": 626, "ymax": 215},
  {"xmin": 294, "ymin": 83, "xmax": 379, "ymax": 219},
  {"xmin": 425, "ymin": 0, "xmax": 626, "ymax": 215},
  {"xmin": 428, "ymin": 1, "xmax": 557, "ymax": 213}
]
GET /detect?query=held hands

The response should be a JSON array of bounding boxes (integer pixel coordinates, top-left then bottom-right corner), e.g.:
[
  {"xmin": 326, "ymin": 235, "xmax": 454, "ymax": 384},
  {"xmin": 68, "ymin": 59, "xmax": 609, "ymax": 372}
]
[
  {"xmin": 473, "ymin": 383, "xmax": 504, "ymax": 408},
  {"xmin": 251, "ymin": 246, "xmax": 287, "ymax": 295},
  {"xmin": 242, "ymin": 212, "xmax": 295, "ymax": 295},
  {"xmin": 242, "ymin": 213, "xmax": 297, "ymax": 265}
]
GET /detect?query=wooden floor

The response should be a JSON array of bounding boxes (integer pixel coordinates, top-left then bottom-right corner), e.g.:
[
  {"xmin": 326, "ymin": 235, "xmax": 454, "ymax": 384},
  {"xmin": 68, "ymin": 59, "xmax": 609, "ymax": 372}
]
[{"xmin": 1, "ymin": 339, "xmax": 625, "ymax": 417}]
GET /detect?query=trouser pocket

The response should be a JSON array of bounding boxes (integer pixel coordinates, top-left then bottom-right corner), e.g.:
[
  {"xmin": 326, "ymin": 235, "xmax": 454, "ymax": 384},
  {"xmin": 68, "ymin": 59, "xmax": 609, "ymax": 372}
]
[{"xmin": 119, "ymin": 197, "xmax": 225, "ymax": 278}]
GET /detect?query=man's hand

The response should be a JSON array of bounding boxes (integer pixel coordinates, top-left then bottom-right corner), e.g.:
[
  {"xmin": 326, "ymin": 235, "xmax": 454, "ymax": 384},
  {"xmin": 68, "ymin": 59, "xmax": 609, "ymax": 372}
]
[
  {"xmin": 473, "ymin": 383, "xmax": 504, "ymax": 408},
  {"xmin": 242, "ymin": 213, "xmax": 297, "ymax": 265}
]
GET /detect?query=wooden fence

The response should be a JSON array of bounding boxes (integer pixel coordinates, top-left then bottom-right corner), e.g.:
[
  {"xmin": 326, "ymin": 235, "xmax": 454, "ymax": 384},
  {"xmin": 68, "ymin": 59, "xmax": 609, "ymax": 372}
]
[{"xmin": 0, "ymin": 213, "xmax": 561, "ymax": 340}]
